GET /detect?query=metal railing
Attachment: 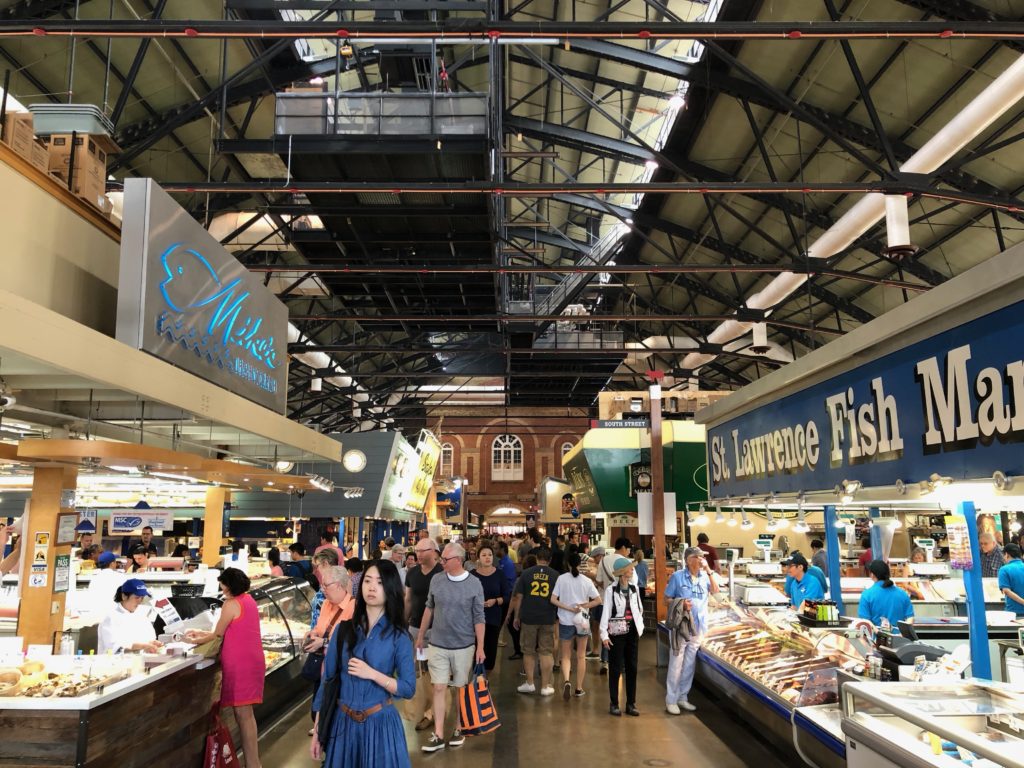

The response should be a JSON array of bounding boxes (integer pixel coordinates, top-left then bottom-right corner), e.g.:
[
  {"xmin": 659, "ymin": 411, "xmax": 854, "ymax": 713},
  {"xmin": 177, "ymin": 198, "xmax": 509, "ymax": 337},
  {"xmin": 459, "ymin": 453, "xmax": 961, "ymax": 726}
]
[{"xmin": 275, "ymin": 92, "xmax": 488, "ymax": 137}]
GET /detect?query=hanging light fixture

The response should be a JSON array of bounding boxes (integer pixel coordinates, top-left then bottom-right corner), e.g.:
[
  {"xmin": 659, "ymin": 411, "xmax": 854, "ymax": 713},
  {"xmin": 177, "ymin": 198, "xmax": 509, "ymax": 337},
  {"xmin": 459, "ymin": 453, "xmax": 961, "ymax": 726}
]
[
  {"xmin": 793, "ymin": 499, "xmax": 809, "ymax": 533},
  {"xmin": 715, "ymin": 507, "xmax": 725, "ymax": 524},
  {"xmin": 740, "ymin": 509, "xmax": 753, "ymax": 530},
  {"xmin": 727, "ymin": 512, "xmax": 738, "ymax": 527},
  {"xmin": 765, "ymin": 506, "xmax": 777, "ymax": 532},
  {"xmin": 694, "ymin": 503, "xmax": 708, "ymax": 526}
]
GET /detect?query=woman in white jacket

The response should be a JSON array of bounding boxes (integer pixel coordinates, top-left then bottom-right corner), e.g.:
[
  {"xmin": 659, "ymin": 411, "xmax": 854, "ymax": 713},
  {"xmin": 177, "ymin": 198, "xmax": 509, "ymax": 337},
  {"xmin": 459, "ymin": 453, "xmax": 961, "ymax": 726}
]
[{"xmin": 599, "ymin": 556, "xmax": 645, "ymax": 717}]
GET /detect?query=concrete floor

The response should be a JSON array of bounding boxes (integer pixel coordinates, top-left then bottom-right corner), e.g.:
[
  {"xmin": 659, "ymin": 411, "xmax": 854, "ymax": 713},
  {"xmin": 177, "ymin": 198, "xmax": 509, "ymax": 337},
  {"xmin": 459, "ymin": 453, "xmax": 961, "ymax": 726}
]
[{"xmin": 259, "ymin": 636, "xmax": 790, "ymax": 768}]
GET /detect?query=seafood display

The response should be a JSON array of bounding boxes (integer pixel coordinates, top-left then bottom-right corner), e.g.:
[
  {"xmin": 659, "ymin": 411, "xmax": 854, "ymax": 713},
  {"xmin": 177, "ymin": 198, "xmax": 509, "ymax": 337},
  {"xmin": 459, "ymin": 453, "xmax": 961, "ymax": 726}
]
[{"xmin": 703, "ymin": 602, "xmax": 864, "ymax": 705}]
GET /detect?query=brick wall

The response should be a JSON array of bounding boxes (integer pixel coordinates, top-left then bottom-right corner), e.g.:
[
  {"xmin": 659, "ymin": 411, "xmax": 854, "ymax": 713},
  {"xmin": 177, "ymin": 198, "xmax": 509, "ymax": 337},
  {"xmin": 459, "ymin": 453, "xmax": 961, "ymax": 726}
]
[{"xmin": 429, "ymin": 408, "xmax": 589, "ymax": 521}]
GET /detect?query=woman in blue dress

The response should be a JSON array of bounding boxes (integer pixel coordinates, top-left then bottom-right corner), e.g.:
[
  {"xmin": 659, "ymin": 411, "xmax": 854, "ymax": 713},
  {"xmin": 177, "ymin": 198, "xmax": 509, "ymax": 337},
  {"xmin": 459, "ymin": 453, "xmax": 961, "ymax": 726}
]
[{"xmin": 311, "ymin": 559, "xmax": 416, "ymax": 768}]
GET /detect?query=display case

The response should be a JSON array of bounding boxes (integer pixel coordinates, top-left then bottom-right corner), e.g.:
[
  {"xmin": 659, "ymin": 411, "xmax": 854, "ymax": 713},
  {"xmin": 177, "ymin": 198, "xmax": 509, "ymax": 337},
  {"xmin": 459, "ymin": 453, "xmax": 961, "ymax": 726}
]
[
  {"xmin": 842, "ymin": 680, "xmax": 1024, "ymax": 767},
  {"xmin": 253, "ymin": 577, "xmax": 315, "ymax": 675},
  {"xmin": 0, "ymin": 654, "xmax": 217, "ymax": 768},
  {"xmin": 249, "ymin": 577, "xmax": 315, "ymax": 723},
  {"xmin": 692, "ymin": 600, "xmax": 868, "ymax": 768}
]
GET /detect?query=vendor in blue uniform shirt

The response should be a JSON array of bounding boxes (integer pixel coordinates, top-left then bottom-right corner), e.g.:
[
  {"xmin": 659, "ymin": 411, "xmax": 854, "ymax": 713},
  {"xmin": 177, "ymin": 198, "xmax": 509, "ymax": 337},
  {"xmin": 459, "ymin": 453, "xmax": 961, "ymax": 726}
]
[
  {"xmin": 998, "ymin": 544, "xmax": 1024, "ymax": 616},
  {"xmin": 858, "ymin": 560, "xmax": 914, "ymax": 629},
  {"xmin": 783, "ymin": 553, "xmax": 824, "ymax": 609}
]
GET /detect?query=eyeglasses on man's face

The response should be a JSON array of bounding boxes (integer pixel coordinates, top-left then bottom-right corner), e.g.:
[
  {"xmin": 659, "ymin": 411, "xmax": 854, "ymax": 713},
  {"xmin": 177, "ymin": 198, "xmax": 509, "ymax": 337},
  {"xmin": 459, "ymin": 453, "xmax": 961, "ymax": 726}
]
[{"xmin": 441, "ymin": 555, "xmax": 462, "ymax": 563}]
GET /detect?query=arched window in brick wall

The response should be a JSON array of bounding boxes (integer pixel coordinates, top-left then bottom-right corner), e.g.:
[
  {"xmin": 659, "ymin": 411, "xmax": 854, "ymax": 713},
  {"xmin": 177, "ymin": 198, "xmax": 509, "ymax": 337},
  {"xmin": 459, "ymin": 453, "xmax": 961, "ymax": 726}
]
[
  {"xmin": 491, "ymin": 434, "xmax": 524, "ymax": 482},
  {"xmin": 440, "ymin": 442, "xmax": 454, "ymax": 477}
]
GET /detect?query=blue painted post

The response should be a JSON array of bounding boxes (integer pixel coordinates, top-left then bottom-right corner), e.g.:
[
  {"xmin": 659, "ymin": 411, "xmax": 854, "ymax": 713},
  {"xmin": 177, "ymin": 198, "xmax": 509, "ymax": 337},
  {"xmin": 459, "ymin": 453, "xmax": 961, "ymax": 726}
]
[
  {"xmin": 358, "ymin": 518, "xmax": 365, "ymax": 559},
  {"xmin": 337, "ymin": 519, "xmax": 346, "ymax": 552},
  {"xmin": 823, "ymin": 505, "xmax": 845, "ymax": 614},
  {"xmin": 868, "ymin": 507, "xmax": 882, "ymax": 561},
  {"xmin": 959, "ymin": 500, "xmax": 992, "ymax": 679}
]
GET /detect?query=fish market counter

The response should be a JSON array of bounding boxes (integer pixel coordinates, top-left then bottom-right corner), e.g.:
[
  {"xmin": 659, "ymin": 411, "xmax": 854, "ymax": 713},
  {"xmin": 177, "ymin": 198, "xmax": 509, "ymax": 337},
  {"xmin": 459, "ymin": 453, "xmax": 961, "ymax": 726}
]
[{"xmin": 678, "ymin": 602, "xmax": 868, "ymax": 768}]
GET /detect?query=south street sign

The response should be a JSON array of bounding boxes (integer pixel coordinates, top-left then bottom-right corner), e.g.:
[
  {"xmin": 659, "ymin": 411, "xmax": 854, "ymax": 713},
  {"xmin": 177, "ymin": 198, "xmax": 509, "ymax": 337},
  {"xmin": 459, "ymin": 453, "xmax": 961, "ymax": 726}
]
[
  {"xmin": 707, "ymin": 297, "xmax": 1024, "ymax": 498},
  {"xmin": 116, "ymin": 179, "xmax": 289, "ymax": 412}
]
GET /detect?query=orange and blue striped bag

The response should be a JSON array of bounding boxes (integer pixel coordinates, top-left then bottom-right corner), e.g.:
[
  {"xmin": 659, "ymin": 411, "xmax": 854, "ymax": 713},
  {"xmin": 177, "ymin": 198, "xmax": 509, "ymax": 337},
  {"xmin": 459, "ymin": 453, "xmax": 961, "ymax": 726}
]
[{"xmin": 458, "ymin": 664, "xmax": 501, "ymax": 736}]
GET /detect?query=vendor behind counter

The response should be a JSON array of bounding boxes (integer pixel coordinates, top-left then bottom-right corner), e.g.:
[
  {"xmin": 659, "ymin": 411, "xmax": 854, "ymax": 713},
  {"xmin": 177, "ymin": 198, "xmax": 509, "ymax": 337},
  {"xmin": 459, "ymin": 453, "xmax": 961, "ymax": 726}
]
[{"xmin": 98, "ymin": 579, "xmax": 163, "ymax": 654}]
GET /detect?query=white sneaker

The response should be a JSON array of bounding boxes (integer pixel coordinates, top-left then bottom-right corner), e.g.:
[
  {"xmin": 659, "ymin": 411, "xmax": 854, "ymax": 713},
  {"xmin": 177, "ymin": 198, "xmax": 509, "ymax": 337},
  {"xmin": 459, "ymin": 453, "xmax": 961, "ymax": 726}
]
[
  {"xmin": 666, "ymin": 703, "xmax": 681, "ymax": 715},
  {"xmin": 539, "ymin": 686, "xmax": 555, "ymax": 696},
  {"xmin": 679, "ymin": 699, "xmax": 696, "ymax": 712},
  {"xmin": 517, "ymin": 682, "xmax": 536, "ymax": 694}
]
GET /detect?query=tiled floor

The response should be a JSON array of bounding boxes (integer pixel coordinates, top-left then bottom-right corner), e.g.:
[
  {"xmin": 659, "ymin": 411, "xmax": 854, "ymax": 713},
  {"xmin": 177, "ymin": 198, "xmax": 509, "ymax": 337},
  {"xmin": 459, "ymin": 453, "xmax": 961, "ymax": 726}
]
[{"xmin": 258, "ymin": 636, "xmax": 790, "ymax": 767}]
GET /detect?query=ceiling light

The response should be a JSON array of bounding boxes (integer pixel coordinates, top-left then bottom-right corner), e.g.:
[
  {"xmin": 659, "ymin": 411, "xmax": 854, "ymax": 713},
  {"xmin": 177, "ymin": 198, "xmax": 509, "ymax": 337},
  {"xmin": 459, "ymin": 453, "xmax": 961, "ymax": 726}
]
[
  {"xmin": 668, "ymin": 92, "xmax": 685, "ymax": 111},
  {"xmin": 309, "ymin": 76, "xmax": 324, "ymax": 85},
  {"xmin": 726, "ymin": 513, "xmax": 737, "ymax": 527},
  {"xmin": 693, "ymin": 503, "xmax": 708, "ymax": 526},
  {"xmin": 740, "ymin": 510, "xmax": 753, "ymax": 530},
  {"xmin": 644, "ymin": 159, "xmax": 658, "ymax": 172},
  {"xmin": 275, "ymin": 461, "xmax": 295, "ymax": 473},
  {"xmin": 714, "ymin": 507, "xmax": 725, "ymax": 524}
]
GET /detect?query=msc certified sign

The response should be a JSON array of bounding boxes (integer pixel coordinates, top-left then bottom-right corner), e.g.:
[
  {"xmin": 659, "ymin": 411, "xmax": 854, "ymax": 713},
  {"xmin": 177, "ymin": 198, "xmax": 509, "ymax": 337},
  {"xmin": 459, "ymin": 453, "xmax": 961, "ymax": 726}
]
[{"xmin": 116, "ymin": 178, "xmax": 289, "ymax": 412}]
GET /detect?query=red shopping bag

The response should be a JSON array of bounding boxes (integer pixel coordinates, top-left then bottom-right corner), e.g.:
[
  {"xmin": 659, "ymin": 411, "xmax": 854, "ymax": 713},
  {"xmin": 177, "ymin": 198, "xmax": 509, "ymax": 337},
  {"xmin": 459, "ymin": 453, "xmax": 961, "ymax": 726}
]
[
  {"xmin": 203, "ymin": 707, "xmax": 239, "ymax": 768},
  {"xmin": 458, "ymin": 664, "xmax": 500, "ymax": 736}
]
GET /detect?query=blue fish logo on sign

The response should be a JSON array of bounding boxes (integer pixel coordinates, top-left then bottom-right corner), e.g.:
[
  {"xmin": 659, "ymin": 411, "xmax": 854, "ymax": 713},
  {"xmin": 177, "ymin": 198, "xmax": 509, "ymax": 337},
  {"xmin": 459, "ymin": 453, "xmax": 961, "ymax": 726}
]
[
  {"xmin": 117, "ymin": 516, "xmax": 143, "ymax": 529},
  {"xmin": 155, "ymin": 243, "xmax": 279, "ymax": 394}
]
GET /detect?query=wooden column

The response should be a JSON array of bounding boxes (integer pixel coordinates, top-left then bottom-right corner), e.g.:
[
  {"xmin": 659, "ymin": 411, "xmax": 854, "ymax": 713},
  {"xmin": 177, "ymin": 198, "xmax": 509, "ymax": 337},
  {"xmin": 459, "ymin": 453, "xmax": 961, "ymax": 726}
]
[
  {"xmin": 17, "ymin": 465, "xmax": 78, "ymax": 649},
  {"xmin": 202, "ymin": 486, "xmax": 227, "ymax": 567},
  {"xmin": 649, "ymin": 380, "xmax": 668, "ymax": 622}
]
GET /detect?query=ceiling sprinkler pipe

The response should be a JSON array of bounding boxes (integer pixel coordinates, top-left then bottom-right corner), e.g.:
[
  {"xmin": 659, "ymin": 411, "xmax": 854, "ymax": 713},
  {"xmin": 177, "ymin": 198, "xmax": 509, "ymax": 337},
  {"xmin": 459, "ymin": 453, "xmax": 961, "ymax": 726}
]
[{"xmin": 681, "ymin": 53, "xmax": 1024, "ymax": 373}]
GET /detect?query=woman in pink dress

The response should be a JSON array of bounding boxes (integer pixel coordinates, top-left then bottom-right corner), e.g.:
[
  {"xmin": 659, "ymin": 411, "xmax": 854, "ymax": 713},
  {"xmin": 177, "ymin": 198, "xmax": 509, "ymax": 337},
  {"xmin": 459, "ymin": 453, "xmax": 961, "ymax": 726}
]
[{"xmin": 186, "ymin": 568, "xmax": 265, "ymax": 768}]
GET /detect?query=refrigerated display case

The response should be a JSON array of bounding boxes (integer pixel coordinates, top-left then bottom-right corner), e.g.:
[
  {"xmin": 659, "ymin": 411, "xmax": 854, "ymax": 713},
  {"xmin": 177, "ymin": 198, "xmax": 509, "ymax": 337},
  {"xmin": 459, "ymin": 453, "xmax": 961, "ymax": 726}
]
[
  {"xmin": 694, "ymin": 601, "xmax": 869, "ymax": 768},
  {"xmin": 841, "ymin": 680, "xmax": 1024, "ymax": 767},
  {"xmin": 249, "ymin": 577, "xmax": 316, "ymax": 722}
]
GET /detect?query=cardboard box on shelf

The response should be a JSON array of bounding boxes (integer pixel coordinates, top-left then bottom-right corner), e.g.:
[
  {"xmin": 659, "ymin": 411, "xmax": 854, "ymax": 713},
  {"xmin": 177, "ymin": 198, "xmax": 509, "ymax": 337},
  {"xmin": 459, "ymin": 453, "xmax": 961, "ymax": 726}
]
[
  {"xmin": 28, "ymin": 140, "xmax": 48, "ymax": 173},
  {"xmin": 2, "ymin": 112, "xmax": 35, "ymax": 159},
  {"xmin": 46, "ymin": 133, "xmax": 107, "ymax": 185}
]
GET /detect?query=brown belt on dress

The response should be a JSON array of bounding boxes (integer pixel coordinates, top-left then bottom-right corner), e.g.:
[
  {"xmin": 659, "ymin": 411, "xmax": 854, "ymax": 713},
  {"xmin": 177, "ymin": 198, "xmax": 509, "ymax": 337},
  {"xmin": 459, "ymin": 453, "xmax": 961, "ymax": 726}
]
[{"xmin": 339, "ymin": 698, "xmax": 392, "ymax": 723}]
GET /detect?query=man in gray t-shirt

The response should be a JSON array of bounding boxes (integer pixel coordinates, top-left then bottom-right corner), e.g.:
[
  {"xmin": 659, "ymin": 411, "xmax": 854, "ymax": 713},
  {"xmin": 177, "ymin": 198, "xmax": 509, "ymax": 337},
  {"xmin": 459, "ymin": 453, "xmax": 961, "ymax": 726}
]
[{"xmin": 416, "ymin": 543, "xmax": 485, "ymax": 752}]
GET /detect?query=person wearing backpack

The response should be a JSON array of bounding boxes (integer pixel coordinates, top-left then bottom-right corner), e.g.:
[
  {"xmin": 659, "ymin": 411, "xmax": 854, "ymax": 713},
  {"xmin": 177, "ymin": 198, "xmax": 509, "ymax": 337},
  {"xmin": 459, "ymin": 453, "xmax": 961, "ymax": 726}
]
[
  {"xmin": 285, "ymin": 542, "xmax": 319, "ymax": 589},
  {"xmin": 599, "ymin": 556, "xmax": 644, "ymax": 717}
]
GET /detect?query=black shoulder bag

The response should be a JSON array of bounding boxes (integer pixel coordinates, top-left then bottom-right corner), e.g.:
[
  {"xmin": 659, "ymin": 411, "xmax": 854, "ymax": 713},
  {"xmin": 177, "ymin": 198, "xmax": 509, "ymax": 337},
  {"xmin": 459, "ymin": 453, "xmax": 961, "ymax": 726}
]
[
  {"xmin": 301, "ymin": 610, "xmax": 342, "ymax": 682},
  {"xmin": 316, "ymin": 620, "xmax": 350, "ymax": 747}
]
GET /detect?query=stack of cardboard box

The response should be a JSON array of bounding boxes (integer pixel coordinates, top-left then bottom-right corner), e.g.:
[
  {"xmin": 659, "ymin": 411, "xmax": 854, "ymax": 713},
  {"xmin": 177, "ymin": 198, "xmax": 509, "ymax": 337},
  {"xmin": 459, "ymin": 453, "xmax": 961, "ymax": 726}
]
[
  {"xmin": 46, "ymin": 133, "xmax": 109, "ymax": 208},
  {"xmin": 2, "ymin": 112, "xmax": 49, "ymax": 174}
]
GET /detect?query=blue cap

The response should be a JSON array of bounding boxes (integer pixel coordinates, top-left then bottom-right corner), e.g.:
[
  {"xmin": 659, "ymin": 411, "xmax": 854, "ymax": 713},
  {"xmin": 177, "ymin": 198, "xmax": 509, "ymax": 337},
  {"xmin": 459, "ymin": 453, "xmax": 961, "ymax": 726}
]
[
  {"xmin": 96, "ymin": 551, "xmax": 117, "ymax": 567},
  {"xmin": 120, "ymin": 578, "xmax": 151, "ymax": 598}
]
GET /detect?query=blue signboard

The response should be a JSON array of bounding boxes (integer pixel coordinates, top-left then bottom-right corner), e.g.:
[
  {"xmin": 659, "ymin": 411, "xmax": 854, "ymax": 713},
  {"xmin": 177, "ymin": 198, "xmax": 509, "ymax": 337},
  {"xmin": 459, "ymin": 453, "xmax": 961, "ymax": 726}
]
[
  {"xmin": 707, "ymin": 299, "xmax": 1024, "ymax": 498},
  {"xmin": 437, "ymin": 487, "xmax": 462, "ymax": 519}
]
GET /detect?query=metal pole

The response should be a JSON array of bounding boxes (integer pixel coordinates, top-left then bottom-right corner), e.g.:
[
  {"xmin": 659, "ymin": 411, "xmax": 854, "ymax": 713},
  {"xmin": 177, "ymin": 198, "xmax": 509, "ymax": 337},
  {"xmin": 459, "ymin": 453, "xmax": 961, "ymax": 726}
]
[
  {"xmin": 0, "ymin": 70, "xmax": 10, "ymax": 143},
  {"xmin": 960, "ymin": 500, "xmax": 992, "ymax": 679},
  {"xmin": 824, "ymin": 504, "xmax": 845, "ymax": 614},
  {"xmin": 649, "ymin": 377, "xmax": 667, "ymax": 622}
]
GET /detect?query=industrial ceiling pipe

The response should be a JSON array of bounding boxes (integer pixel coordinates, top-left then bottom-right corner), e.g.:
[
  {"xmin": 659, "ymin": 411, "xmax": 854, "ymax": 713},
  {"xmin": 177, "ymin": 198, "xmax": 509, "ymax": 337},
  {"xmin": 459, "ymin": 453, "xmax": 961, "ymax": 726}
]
[
  {"xmin": 679, "ymin": 53, "xmax": 1024, "ymax": 374},
  {"xmin": 8, "ymin": 19, "xmax": 1024, "ymax": 40}
]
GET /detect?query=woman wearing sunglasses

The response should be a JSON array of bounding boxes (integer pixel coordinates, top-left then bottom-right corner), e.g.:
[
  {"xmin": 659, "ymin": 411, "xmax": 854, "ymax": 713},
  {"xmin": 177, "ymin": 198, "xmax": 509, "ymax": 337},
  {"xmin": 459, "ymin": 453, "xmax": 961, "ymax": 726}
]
[{"xmin": 311, "ymin": 559, "xmax": 415, "ymax": 768}]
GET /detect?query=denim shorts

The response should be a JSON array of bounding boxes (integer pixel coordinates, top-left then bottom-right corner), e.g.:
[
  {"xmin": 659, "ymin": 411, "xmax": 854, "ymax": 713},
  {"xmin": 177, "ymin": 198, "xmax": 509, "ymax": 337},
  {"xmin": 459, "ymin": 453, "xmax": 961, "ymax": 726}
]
[{"xmin": 558, "ymin": 623, "xmax": 577, "ymax": 641}]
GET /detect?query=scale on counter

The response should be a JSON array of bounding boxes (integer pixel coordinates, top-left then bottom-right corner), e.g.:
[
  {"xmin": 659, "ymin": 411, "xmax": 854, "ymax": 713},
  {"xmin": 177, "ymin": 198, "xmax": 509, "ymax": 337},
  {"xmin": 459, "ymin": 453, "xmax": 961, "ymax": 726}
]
[{"xmin": 742, "ymin": 584, "xmax": 790, "ymax": 605}]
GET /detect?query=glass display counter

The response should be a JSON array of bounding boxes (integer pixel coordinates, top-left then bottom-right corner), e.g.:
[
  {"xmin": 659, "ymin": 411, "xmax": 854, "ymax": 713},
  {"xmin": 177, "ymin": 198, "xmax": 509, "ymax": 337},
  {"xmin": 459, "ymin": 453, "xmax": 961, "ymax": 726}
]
[
  {"xmin": 842, "ymin": 680, "xmax": 1024, "ymax": 767},
  {"xmin": 689, "ymin": 600, "xmax": 868, "ymax": 768}
]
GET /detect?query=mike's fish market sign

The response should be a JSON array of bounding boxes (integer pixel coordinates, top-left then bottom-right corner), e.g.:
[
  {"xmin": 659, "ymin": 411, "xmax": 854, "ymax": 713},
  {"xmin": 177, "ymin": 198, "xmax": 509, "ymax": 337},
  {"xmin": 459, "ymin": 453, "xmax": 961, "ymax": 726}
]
[
  {"xmin": 707, "ymin": 298, "xmax": 1024, "ymax": 499},
  {"xmin": 116, "ymin": 179, "xmax": 288, "ymax": 412}
]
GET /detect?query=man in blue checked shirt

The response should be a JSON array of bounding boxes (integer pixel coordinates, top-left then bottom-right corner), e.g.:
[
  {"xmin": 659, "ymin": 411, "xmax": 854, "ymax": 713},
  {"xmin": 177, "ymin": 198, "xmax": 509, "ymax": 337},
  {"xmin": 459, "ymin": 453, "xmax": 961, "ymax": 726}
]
[{"xmin": 664, "ymin": 546, "xmax": 718, "ymax": 715}]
